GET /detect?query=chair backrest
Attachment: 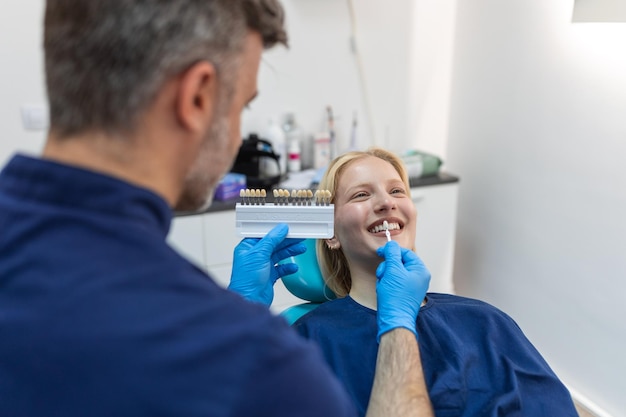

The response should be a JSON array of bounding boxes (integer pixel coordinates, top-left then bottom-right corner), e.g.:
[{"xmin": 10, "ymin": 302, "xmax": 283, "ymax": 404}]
[{"xmin": 280, "ymin": 239, "xmax": 336, "ymax": 325}]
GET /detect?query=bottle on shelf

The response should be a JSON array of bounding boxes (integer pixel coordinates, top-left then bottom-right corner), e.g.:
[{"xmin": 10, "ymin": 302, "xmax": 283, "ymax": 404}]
[
  {"xmin": 287, "ymin": 136, "xmax": 301, "ymax": 173},
  {"xmin": 282, "ymin": 112, "xmax": 304, "ymax": 172},
  {"xmin": 264, "ymin": 118, "xmax": 287, "ymax": 177}
]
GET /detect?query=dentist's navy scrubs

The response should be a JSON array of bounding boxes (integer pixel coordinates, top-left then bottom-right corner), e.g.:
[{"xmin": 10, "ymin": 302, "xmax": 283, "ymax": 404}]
[{"xmin": 0, "ymin": 154, "xmax": 356, "ymax": 417}]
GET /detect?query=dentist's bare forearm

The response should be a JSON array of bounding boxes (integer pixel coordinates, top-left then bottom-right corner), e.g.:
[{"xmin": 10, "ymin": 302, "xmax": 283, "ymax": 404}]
[{"xmin": 365, "ymin": 328, "xmax": 434, "ymax": 417}]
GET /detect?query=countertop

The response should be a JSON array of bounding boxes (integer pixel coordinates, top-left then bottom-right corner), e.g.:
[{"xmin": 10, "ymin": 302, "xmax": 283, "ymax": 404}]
[{"xmin": 175, "ymin": 171, "xmax": 459, "ymax": 217}]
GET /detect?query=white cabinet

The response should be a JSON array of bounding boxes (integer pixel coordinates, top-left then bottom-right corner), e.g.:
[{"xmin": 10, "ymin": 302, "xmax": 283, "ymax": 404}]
[
  {"xmin": 167, "ymin": 210, "xmax": 298, "ymax": 312},
  {"xmin": 411, "ymin": 183, "xmax": 458, "ymax": 294},
  {"xmin": 168, "ymin": 211, "xmax": 237, "ymax": 289},
  {"xmin": 167, "ymin": 180, "xmax": 459, "ymax": 311}
]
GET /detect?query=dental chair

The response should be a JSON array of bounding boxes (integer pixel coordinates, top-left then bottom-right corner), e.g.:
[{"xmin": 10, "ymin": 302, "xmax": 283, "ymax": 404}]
[{"xmin": 280, "ymin": 239, "xmax": 336, "ymax": 325}]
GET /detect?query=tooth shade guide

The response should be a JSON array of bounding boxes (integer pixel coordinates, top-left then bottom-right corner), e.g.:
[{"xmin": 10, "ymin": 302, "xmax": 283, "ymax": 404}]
[
  {"xmin": 383, "ymin": 220, "xmax": 391, "ymax": 241},
  {"xmin": 235, "ymin": 189, "xmax": 335, "ymax": 238},
  {"xmin": 238, "ymin": 188, "xmax": 332, "ymax": 206}
]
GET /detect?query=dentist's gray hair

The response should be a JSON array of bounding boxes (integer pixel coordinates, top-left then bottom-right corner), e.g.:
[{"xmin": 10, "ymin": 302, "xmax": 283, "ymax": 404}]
[{"xmin": 44, "ymin": 0, "xmax": 287, "ymax": 137}]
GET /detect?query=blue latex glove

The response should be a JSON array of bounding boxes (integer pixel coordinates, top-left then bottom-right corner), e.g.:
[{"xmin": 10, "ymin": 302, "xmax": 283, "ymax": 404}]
[
  {"xmin": 228, "ymin": 223, "xmax": 306, "ymax": 306},
  {"xmin": 375, "ymin": 240, "xmax": 431, "ymax": 342}
]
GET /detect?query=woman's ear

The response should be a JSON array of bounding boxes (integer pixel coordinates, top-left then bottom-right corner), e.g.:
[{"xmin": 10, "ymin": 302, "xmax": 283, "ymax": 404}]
[{"xmin": 325, "ymin": 236, "xmax": 341, "ymax": 250}]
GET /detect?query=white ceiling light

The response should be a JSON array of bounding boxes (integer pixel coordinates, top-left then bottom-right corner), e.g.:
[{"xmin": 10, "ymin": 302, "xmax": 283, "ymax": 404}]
[{"xmin": 573, "ymin": 0, "xmax": 626, "ymax": 22}]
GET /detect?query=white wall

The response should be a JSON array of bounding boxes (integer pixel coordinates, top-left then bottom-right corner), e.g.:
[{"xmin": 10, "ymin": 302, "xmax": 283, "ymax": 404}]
[
  {"xmin": 244, "ymin": 0, "xmax": 434, "ymax": 157},
  {"xmin": 242, "ymin": 0, "xmax": 370, "ymax": 156},
  {"xmin": 407, "ymin": 0, "xmax": 456, "ymax": 159},
  {"xmin": 0, "ymin": 1, "xmax": 452, "ymax": 167},
  {"xmin": 447, "ymin": 1, "xmax": 626, "ymax": 415},
  {"xmin": 0, "ymin": 1, "xmax": 46, "ymax": 166}
]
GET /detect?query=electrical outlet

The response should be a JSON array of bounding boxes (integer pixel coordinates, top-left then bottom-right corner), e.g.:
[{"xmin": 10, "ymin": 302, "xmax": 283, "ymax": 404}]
[{"xmin": 20, "ymin": 104, "xmax": 49, "ymax": 131}]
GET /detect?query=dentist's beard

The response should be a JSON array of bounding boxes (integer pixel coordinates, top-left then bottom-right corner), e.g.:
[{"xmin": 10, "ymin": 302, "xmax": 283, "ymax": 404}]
[{"xmin": 174, "ymin": 117, "xmax": 231, "ymax": 214}]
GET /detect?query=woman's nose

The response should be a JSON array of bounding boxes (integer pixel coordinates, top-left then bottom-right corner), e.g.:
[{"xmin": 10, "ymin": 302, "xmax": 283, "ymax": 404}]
[{"xmin": 375, "ymin": 194, "xmax": 396, "ymax": 212}]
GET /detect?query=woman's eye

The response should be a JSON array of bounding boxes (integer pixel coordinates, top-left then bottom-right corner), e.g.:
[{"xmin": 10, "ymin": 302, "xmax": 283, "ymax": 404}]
[
  {"xmin": 352, "ymin": 192, "xmax": 368, "ymax": 199},
  {"xmin": 391, "ymin": 188, "xmax": 406, "ymax": 195}
]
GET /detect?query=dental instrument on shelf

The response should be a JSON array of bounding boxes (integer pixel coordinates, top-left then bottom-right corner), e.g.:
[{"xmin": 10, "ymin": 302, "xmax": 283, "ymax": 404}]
[
  {"xmin": 235, "ymin": 188, "xmax": 334, "ymax": 239},
  {"xmin": 326, "ymin": 105, "xmax": 336, "ymax": 159}
]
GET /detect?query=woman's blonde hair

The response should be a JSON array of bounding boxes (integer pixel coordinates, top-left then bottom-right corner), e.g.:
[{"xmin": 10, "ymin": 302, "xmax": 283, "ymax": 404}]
[{"xmin": 316, "ymin": 147, "xmax": 411, "ymax": 297}]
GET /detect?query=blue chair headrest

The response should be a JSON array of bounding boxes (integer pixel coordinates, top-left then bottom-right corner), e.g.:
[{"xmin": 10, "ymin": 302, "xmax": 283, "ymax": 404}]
[
  {"xmin": 280, "ymin": 239, "xmax": 336, "ymax": 324},
  {"xmin": 281, "ymin": 239, "xmax": 336, "ymax": 303}
]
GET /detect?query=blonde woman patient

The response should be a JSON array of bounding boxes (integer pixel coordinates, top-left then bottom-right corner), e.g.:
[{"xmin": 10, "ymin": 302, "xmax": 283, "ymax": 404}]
[{"xmin": 293, "ymin": 147, "xmax": 578, "ymax": 417}]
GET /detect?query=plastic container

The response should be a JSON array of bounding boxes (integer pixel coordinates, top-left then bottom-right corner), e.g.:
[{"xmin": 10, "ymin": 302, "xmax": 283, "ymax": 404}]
[
  {"xmin": 264, "ymin": 118, "xmax": 286, "ymax": 176},
  {"xmin": 313, "ymin": 132, "xmax": 331, "ymax": 169},
  {"xmin": 214, "ymin": 173, "xmax": 246, "ymax": 201},
  {"xmin": 400, "ymin": 150, "xmax": 443, "ymax": 178}
]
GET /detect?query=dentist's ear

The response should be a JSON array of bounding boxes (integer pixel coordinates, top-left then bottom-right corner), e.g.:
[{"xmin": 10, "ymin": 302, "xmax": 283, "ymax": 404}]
[
  {"xmin": 325, "ymin": 237, "xmax": 341, "ymax": 250},
  {"xmin": 176, "ymin": 60, "xmax": 217, "ymax": 136}
]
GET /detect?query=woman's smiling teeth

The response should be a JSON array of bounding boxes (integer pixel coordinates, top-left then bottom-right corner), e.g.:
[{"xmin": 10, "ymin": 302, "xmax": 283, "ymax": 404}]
[{"xmin": 369, "ymin": 222, "xmax": 400, "ymax": 234}]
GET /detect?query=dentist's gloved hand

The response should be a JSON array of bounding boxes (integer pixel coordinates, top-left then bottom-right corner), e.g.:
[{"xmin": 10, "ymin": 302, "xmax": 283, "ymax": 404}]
[
  {"xmin": 375, "ymin": 240, "xmax": 430, "ymax": 342},
  {"xmin": 228, "ymin": 223, "xmax": 306, "ymax": 306}
]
